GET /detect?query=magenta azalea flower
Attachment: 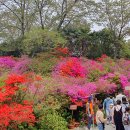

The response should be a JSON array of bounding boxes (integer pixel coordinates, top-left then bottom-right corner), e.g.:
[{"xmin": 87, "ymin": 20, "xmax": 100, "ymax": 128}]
[
  {"xmin": 64, "ymin": 83, "xmax": 97, "ymax": 100},
  {"xmin": 120, "ymin": 75, "xmax": 129, "ymax": 89},
  {"xmin": 0, "ymin": 56, "xmax": 16, "ymax": 68}
]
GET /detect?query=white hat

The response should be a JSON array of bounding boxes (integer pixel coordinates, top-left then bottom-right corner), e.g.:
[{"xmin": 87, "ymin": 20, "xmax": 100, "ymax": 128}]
[{"xmin": 110, "ymin": 103, "xmax": 114, "ymax": 106}]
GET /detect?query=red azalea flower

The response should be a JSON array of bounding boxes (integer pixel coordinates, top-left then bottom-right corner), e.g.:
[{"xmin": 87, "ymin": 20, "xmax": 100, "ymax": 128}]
[
  {"xmin": 0, "ymin": 75, "xmax": 35, "ymax": 128},
  {"xmin": 5, "ymin": 74, "xmax": 26, "ymax": 85}
]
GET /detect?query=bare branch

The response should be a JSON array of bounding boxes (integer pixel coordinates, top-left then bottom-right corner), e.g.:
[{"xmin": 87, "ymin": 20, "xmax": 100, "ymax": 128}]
[{"xmin": 0, "ymin": 1, "xmax": 22, "ymax": 23}]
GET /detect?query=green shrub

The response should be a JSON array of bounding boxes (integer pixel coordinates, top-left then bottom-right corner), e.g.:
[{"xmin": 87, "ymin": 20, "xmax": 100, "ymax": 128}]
[
  {"xmin": 29, "ymin": 57, "xmax": 58, "ymax": 76},
  {"xmin": 121, "ymin": 42, "xmax": 130, "ymax": 58},
  {"xmin": 0, "ymin": 76, "xmax": 6, "ymax": 87},
  {"xmin": 39, "ymin": 112, "xmax": 68, "ymax": 130},
  {"xmin": 29, "ymin": 52, "xmax": 59, "ymax": 75},
  {"xmin": 23, "ymin": 28, "xmax": 66, "ymax": 56}
]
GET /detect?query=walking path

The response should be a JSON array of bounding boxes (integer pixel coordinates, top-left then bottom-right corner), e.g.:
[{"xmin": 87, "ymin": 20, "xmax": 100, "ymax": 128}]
[{"xmin": 73, "ymin": 124, "xmax": 116, "ymax": 130}]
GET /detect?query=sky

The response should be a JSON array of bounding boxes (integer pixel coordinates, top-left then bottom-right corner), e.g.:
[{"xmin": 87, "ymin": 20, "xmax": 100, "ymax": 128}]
[
  {"xmin": 92, "ymin": 24, "xmax": 130, "ymax": 41},
  {"xmin": 91, "ymin": 24, "xmax": 104, "ymax": 31}
]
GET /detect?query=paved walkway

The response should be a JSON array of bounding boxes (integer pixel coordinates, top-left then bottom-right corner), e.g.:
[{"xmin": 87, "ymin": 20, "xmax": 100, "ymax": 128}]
[{"xmin": 74, "ymin": 124, "xmax": 116, "ymax": 130}]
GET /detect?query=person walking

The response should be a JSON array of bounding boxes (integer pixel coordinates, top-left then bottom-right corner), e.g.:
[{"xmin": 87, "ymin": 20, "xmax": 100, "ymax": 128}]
[
  {"xmin": 86, "ymin": 96, "xmax": 94, "ymax": 130},
  {"xmin": 123, "ymin": 107, "xmax": 130, "ymax": 130},
  {"xmin": 103, "ymin": 95, "xmax": 114, "ymax": 124},
  {"xmin": 121, "ymin": 96, "xmax": 129, "ymax": 112},
  {"xmin": 96, "ymin": 104, "xmax": 107, "ymax": 130},
  {"xmin": 109, "ymin": 103, "xmax": 114, "ymax": 123},
  {"xmin": 112, "ymin": 100, "xmax": 125, "ymax": 130},
  {"xmin": 116, "ymin": 91, "xmax": 128, "ymax": 103}
]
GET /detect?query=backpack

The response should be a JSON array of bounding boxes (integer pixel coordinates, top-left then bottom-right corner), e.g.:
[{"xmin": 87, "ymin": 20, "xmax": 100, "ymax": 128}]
[{"xmin": 123, "ymin": 113, "xmax": 129, "ymax": 125}]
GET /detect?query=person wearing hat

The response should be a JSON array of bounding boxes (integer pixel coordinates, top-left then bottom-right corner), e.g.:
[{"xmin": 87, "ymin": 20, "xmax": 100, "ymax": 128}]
[
  {"xmin": 86, "ymin": 96, "xmax": 94, "ymax": 130},
  {"xmin": 109, "ymin": 103, "xmax": 114, "ymax": 124},
  {"xmin": 103, "ymin": 95, "xmax": 114, "ymax": 124}
]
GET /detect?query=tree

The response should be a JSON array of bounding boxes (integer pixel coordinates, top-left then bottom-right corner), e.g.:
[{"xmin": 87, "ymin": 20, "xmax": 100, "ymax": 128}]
[
  {"xmin": 34, "ymin": 0, "xmax": 53, "ymax": 29},
  {"xmin": 47, "ymin": 0, "xmax": 96, "ymax": 30},
  {"xmin": 121, "ymin": 40, "xmax": 130, "ymax": 58},
  {"xmin": 56, "ymin": 0, "xmax": 79, "ymax": 30},
  {"xmin": 96, "ymin": 0, "xmax": 130, "ymax": 58},
  {"xmin": 0, "ymin": 0, "xmax": 36, "ymax": 37},
  {"xmin": 63, "ymin": 24, "xmax": 90, "ymax": 56},
  {"xmin": 0, "ymin": 0, "xmax": 97, "ymax": 40},
  {"xmin": 88, "ymin": 29, "xmax": 118, "ymax": 58}
]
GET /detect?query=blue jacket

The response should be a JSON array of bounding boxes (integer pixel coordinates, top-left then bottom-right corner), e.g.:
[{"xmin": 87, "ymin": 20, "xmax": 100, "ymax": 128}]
[{"xmin": 103, "ymin": 98, "xmax": 114, "ymax": 110}]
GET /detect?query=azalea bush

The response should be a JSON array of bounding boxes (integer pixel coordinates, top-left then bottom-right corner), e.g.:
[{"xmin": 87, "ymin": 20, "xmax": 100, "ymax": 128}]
[
  {"xmin": 55, "ymin": 57, "xmax": 86, "ymax": 77},
  {"xmin": 55, "ymin": 47, "xmax": 69, "ymax": 57},
  {"xmin": 0, "ymin": 74, "xmax": 35, "ymax": 129},
  {"xmin": 11, "ymin": 56, "xmax": 31, "ymax": 74},
  {"xmin": 0, "ymin": 56, "xmax": 31, "ymax": 75},
  {"xmin": 85, "ymin": 59, "xmax": 106, "ymax": 81},
  {"xmin": 53, "ymin": 55, "xmax": 130, "ymax": 98},
  {"xmin": 95, "ymin": 78, "xmax": 117, "ymax": 93},
  {"xmin": 0, "ymin": 56, "xmax": 16, "ymax": 68},
  {"xmin": 65, "ymin": 83, "xmax": 97, "ymax": 100},
  {"xmin": 1, "ymin": 54, "xmax": 130, "ymax": 129},
  {"xmin": 102, "ymin": 73, "xmax": 129, "ymax": 91},
  {"xmin": 0, "ymin": 56, "xmax": 16, "ymax": 76}
]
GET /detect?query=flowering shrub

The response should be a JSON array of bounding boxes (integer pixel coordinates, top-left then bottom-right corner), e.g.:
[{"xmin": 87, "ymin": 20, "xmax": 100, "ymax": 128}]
[
  {"xmin": 0, "ymin": 104, "xmax": 35, "ymax": 128},
  {"xmin": 95, "ymin": 78, "xmax": 117, "ymax": 93},
  {"xmin": 1, "ymin": 54, "xmax": 130, "ymax": 129},
  {"xmin": 64, "ymin": 83, "xmax": 97, "ymax": 100},
  {"xmin": 5, "ymin": 74, "xmax": 26, "ymax": 85},
  {"xmin": 53, "ymin": 55, "xmax": 130, "ymax": 96},
  {"xmin": 55, "ymin": 47, "xmax": 69, "ymax": 55},
  {"xmin": 0, "ymin": 56, "xmax": 31, "ymax": 76},
  {"xmin": 0, "ymin": 74, "xmax": 35, "ymax": 129},
  {"xmin": 85, "ymin": 60, "xmax": 106, "ymax": 81},
  {"xmin": 102, "ymin": 73, "xmax": 129, "ymax": 90},
  {"xmin": 55, "ymin": 57, "xmax": 86, "ymax": 77},
  {"xmin": 119, "ymin": 75, "xmax": 129, "ymax": 89},
  {"xmin": 111, "ymin": 59, "xmax": 130, "ymax": 80},
  {"xmin": 25, "ymin": 73, "xmax": 44, "ymax": 97},
  {"xmin": 86, "ymin": 60, "xmax": 104, "ymax": 72},
  {"xmin": 96, "ymin": 54, "xmax": 108, "ymax": 62},
  {"xmin": 0, "ymin": 56, "xmax": 16, "ymax": 68},
  {"xmin": 11, "ymin": 56, "xmax": 31, "ymax": 74}
]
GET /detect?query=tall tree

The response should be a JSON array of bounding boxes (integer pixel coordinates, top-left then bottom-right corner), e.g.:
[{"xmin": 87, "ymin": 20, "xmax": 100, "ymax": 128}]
[
  {"xmin": 49, "ymin": 0, "xmax": 96, "ymax": 30},
  {"xmin": 0, "ymin": 0, "xmax": 36, "ymax": 37},
  {"xmin": 96, "ymin": 0, "xmax": 130, "ymax": 58},
  {"xmin": 34, "ymin": 0, "xmax": 53, "ymax": 29}
]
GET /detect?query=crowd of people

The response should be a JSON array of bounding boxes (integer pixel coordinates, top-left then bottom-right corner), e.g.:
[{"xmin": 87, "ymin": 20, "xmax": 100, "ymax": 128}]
[{"xmin": 86, "ymin": 91, "xmax": 130, "ymax": 130}]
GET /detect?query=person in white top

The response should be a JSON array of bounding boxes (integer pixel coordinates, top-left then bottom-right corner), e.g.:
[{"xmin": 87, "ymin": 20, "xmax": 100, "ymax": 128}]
[
  {"xmin": 121, "ymin": 96, "xmax": 129, "ymax": 113},
  {"xmin": 115, "ymin": 91, "xmax": 128, "ymax": 103},
  {"xmin": 109, "ymin": 103, "xmax": 114, "ymax": 123},
  {"xmin": 96, "ymin": 104, "xmax": 107, "ymax": 130},
  {"xmin": 123, "ymin": 107, "xmax": 130, "ymax": 130}
]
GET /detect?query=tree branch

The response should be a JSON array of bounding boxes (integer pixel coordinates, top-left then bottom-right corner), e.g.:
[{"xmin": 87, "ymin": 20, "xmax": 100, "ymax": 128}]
[{"xmin": 0, "ymin": 1, "xmax": 22, "ymax": 23}]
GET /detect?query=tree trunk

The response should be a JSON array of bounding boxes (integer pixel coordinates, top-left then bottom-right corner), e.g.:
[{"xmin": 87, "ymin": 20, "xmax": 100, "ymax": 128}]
[
  {"xmin": 21, "ymin": 0, "xmax": 25, "ymax": 37},
  {"xmin": 39, "ymin": 9, "xmax": 44, "ymax": 29}
]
